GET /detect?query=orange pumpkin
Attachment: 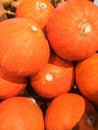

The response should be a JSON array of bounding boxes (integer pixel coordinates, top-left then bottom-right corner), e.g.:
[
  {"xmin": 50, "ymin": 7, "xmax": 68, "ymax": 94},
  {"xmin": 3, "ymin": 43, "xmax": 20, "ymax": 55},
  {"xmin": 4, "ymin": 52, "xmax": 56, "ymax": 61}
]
[
  {"xmin": 0, "ymin": 68, "xmax": 27, "ymax": 99},
  {"xmin": 46, "ymin": 0, "xmax": 98, "ymax": 61},
  {"xmin": 75, "ymin": 53, "xmax": 98, "ymax": 105},
  {"xmin": 0, "ymin": 96, "xmax": 44, "ymax": 130},
  {"xmin": 30, "ymin": 52, "xmax": 74, "ymax": 98},
  {"xmin": 0, "ymin": 18, "xmax": 50, "ymax": 76},
  {"xmin": 45, "ymin": 93, "xmax": 85, "ymax": 130},
  {"xmin": 15, "ymin": 0, "xmax": 54, "ymax": 29}
]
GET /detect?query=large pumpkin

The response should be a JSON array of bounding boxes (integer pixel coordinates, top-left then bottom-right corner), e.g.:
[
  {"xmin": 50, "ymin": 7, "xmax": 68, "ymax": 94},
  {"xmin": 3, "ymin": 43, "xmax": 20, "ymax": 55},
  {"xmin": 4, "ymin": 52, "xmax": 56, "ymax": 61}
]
[
  {"xmin": 0, "ymin": 96, "xmax": 44, "ymax": 130},
  {"xmin": 75, "ymin": 53, "xmax": 98, "ymax": 105},
  {"xmin": 0, "ymin": 18, "xmax": 50, "ymax": 76},
  {"xmin": 46, "ymin": 0, "xmax": 98, "ymax": 61},
  {"xmin": 15, "ymin": 0, "xmax": 54, "ymax": 29}
]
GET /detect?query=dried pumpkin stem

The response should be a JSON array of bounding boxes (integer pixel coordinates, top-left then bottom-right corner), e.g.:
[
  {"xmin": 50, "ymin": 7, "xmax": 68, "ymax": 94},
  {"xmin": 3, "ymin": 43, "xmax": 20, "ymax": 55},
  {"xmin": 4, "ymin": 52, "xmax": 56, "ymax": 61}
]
[
  {"xmin": 4, "ymin": 9, "xmax": 15, "ymax": 15},
  {"xmin": 80, "ymin": 22, "xmax": 92, "ymax": 36}
]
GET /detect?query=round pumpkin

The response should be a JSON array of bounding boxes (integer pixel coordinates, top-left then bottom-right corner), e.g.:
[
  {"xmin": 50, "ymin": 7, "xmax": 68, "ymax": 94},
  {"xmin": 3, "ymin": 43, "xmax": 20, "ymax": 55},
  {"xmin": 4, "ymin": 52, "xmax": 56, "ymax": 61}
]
[
  {"xmin": 0, "ymin": 96, "xmax": 44, "ymax": 130},
  {"xmin": 46, "ymin": 0, "xmax": 98, "ymax": 61},
  {"xmin": 15, "ymin": 0, "xmax": 54, "ymax": 29},
  {"xmin": 45, "ymin": 93, "xmax": 85, "ymax": 130},
  {"xmin": 30, "ymin": 52, "xmax": 74, "ymax": 98},
  {"xmin": 75, "ymin": 53, "xmax": 98, "ymax": 105},
  {"xmin": 0, "ymin": 18, "xmax": 50, "ymax": 76},
  {"xmin": 0, "ymin": 68, "xmax": 27, "ymax": 99}
]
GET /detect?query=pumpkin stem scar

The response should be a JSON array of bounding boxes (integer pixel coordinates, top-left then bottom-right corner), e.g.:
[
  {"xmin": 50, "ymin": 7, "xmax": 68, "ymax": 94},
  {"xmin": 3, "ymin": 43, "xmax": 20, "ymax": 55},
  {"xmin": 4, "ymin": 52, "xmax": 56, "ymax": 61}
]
[
  {"xmin": 36, "ymin": 2, "xmax": 47, "ymax": 10},
  {"xmin": 31, "ymin": 26, "xmax": 38, "ymax": 32},
  {"xmin": 79, "ymin": 22, "xmax": 92, "ymax": 36},
  {"xmin": 87, "ymin": 115, "xmax": 96, "ymax": 126},
  {"xmin": 27, "ymin": 23, "xmax": 38, "ymax": 32},
  {"xmin": 45, "ymin": 73, "xmax": 53, "ymax": 81}
]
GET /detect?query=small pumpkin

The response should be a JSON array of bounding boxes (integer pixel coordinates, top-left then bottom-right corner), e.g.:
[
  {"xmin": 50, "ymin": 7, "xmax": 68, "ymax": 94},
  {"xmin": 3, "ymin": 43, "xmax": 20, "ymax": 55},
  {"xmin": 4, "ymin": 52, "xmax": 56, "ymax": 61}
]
[
  {"xmin": 0, "ymin": 18, "xmax": 50, "ymax": 76},
  {"xmin": 46, "ymin": 0, "xmax": 98, "ymax": 61},
  {"xmin": 0, "ymin": 68, "xmax": 27, "ymax": 99},
  {"xmin": 0, "ymin": 96, "xmax": 44, "ymax": 130},
  {"xmin": 15, "ymin": 0, "xmax": 54, "ymax": 29},
  {"xmin": 30, "ymin": 52, "xmax": 74, "ymax": 98},
  {"xmin": 45, "ymin": 93, "xmax": 85, "ymax": 130},
  {"xmin": 75, "ymin": 53, "xmax": 98, "ymax": 105}
]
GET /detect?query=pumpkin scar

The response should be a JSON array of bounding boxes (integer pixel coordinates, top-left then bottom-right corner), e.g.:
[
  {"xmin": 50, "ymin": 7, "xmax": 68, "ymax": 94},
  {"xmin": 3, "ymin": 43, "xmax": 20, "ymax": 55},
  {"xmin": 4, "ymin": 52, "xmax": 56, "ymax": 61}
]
[
  {"xmin": 87, "ymin": 115, "xmax": 96, "ymax": 126},
  {"xmin": 45, "ymin": 73, "xmax": 53, "ymax": 81}
]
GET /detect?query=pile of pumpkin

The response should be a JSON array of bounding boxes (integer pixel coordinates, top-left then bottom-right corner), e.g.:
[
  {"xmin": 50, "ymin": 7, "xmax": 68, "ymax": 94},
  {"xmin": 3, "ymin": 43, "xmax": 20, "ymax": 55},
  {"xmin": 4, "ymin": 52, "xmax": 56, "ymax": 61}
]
[{"xmin": 0, "ymin": 0, "xmax": 98, "ymax": 130}]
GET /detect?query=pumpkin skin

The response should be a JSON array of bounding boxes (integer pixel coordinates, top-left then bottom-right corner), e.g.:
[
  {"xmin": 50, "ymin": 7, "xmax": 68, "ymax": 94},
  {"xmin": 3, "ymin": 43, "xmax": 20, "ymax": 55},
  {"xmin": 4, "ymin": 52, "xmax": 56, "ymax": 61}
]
[
  {"xmin": 75, "ymin": 53, "xmax": 98, "ymax": 105},
  {"xmin": 45, "ymin": 93, "xmax": 85, "ymax": 130},
  {"xmin": 46, "ymin": 0, "xmax": 98, "ymax": 61},
  {"xmin": 0, "ymin": 96, "xmax": 44, "ymax": 130},
  {"xmin": 0, "ymin": 18, "xmax": 50, "ymax": 76},
  {"xmin": 15, "ymin": 0, "xmax": 54, "ymax": 29},
  {"xmin": 30, "ymin": 52, "xmax": 74, "ymax": 98},
  {"xmin": 0, "ymin": 68, "xmax": 27, "ymax": 99}
]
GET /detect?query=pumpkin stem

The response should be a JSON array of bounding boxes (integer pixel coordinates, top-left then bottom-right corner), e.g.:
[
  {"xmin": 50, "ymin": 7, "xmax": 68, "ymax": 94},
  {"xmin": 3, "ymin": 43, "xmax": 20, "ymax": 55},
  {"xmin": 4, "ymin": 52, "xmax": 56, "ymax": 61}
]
[
  {"xmin": 80, "ymin": 23, "xmax": 92, "ymax": 36},
  {"xmin": 4, "ymin": 9, "xmax": 15, "ymax": 16}
]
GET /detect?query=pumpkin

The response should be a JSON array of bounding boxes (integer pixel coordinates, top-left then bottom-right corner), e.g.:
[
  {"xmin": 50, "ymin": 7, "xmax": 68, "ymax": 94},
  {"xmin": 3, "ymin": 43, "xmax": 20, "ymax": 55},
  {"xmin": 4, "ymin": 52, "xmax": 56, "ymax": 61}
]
[
  {"xmin": 30, "ymin": 52, "xmax": 74, "ymax": 98},
  {"xmin": 46, "ymin": 0, "xmax": 98, "ymax": 61},
  {"xmin": 15, "ymin": 0, "xmax": 54, "ymax": 29},
  {"xmin": 45, "ymin": 93, "xmax": 85, "ymax": 130},
  {"xmin": 75, "ymin": 53, "xmax": 98, "ymax": 105},
  {"xmin": 0, "ymin": 96, "xmax": 44, "ymax": 130},
  {"xmin": 0, "ymin": 18, "xmax": 50, "ymax": 76},
  {"xmin": 0, "ymin": 68, "xmax": 27, "ymax": 99}
]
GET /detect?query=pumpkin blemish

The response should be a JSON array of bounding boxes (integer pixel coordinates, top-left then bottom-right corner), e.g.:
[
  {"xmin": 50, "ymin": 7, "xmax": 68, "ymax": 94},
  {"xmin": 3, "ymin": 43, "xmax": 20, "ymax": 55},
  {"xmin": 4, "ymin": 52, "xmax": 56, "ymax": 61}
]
[{"xmin": 45, "ymin": 73, "xmax": 53, "ymax": 81}]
